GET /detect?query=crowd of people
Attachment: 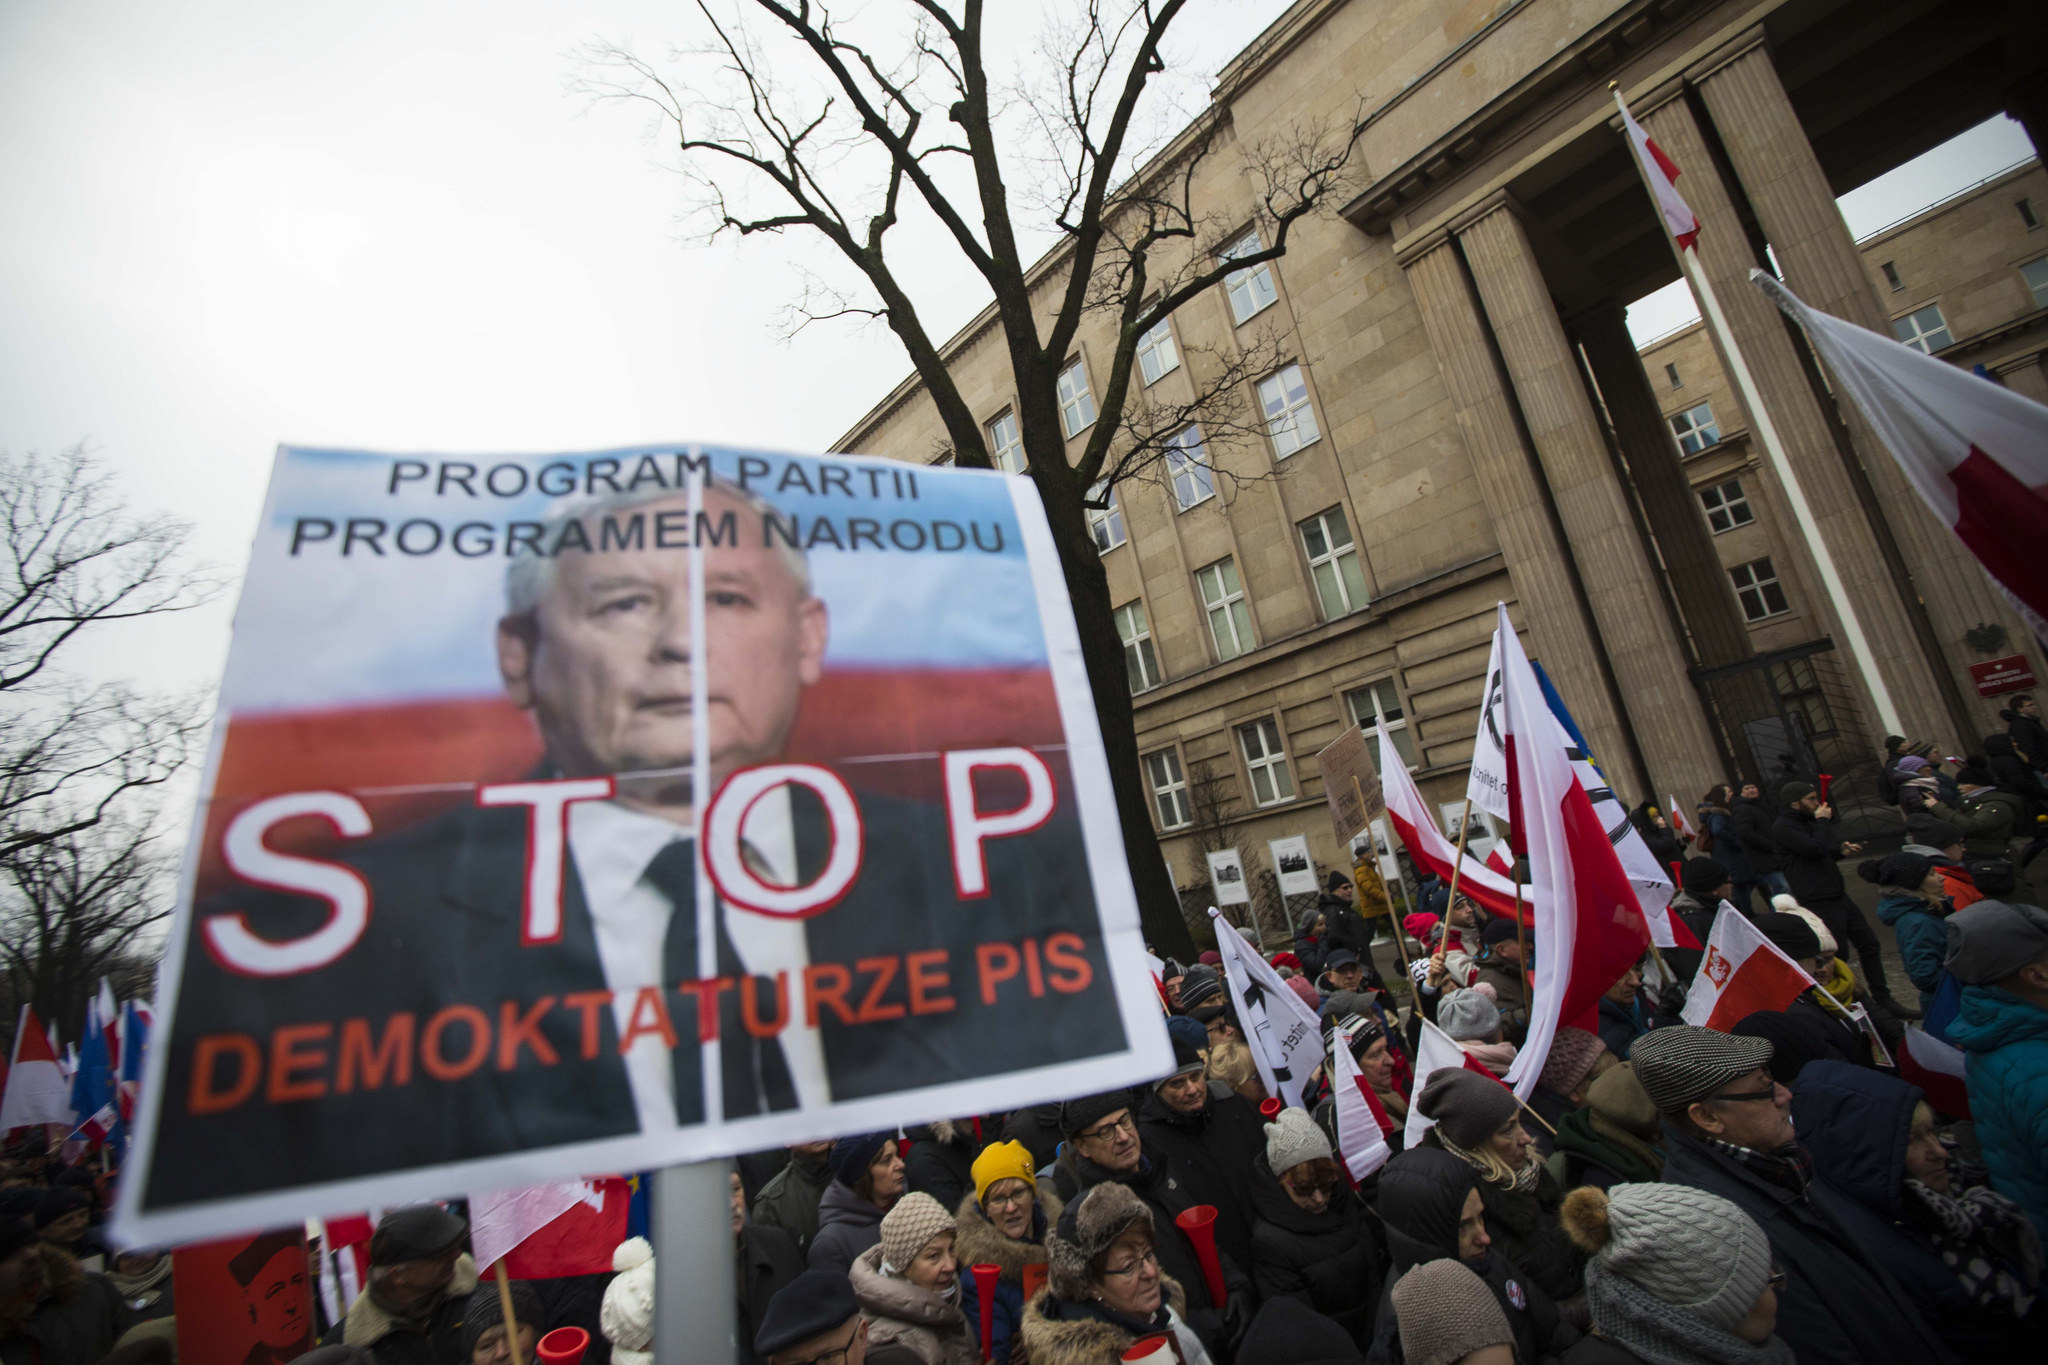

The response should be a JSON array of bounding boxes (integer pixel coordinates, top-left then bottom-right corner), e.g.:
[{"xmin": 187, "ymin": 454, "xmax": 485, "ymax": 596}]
[{"xmin": 10, "ymin": 713, "xmax": 2048, "ymax": 1364}]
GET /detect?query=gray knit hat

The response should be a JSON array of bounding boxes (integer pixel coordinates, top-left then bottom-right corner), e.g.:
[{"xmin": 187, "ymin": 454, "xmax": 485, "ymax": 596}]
[
  {"xmin": 878, "ymin": 1192, "xmax": 955, "ymax": 1273},
  {"xmin": 1415, "ymin": 1067, "xmax": 1519, "ymax": 1149},
  {"xmin": 1391, "ymin": 1259, "xmax": 1514, "ymax": 1365},
  {"xmin": 1046, "ymin": 1182, "xmax": 1153, "ymax": 1300},
  {"xmin": 1627, "ymin": 1025, "xmax": 1772, "ymax": 1114},
  {"xmin": 1436, "ymin": 988, "xmax": 1501, "ymax": 1042},
  {"xmin": 1562, "ymin": 1184, "xmax": 1772, "ymax": 1332},
  {"xmin": 1264, "ymin": 1107, "xmax": 1333, "ymax": 1176}
]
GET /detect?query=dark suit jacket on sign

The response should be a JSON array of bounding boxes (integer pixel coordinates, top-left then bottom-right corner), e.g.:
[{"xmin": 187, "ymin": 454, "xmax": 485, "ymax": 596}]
[{"xmin": 149, "ymin": 782, "xmax": 1124, "ymax": 1213}]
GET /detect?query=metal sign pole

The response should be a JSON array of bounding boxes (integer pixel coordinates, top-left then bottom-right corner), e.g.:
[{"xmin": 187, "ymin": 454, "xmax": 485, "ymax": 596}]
[{"xmin": 655, "ymin": 1161, "xmax": 737, "ymax": 1361}]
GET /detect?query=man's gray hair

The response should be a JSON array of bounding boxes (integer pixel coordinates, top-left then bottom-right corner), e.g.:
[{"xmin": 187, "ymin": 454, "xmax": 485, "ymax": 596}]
[{"xmin": 504, "ymin": 480, "xmax": 810, "ymax": 616}]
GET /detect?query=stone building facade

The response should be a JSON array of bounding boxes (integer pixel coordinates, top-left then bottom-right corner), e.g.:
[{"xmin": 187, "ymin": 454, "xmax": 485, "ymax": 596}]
[{"xmin": 834, "ymin": 0, "xmax": 2048, "ymax": 903}]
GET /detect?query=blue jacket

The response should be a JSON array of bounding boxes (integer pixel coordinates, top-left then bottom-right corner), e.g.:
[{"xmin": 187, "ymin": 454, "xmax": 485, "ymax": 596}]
[
  {"xmin": 1701, "ymin": 808, "xmax": 1751, "ymax": 880},
  {"xmin": 1945, "ymin": 983, "xmax": 2048, "ymax": 1233},
  {"xmin": 1790, "ymin": 1061, "xmax": 2028, "ymax": 1358},
  {"xmin": 1875, "ymin": 892, "xmax": 1949, "ymax": 1005}
]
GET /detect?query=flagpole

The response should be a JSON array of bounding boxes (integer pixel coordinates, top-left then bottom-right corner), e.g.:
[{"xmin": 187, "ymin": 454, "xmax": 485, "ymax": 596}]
[
  {"xmin": 1435, "ymin": 799, "xmax": 1476, "ymax": 981},
  {"xmin": 1356, "ymin": 775, "xmax": 1424, "ymax": 1022},
  {"xmin": 492, "ymin": 1261, "xmax": 529, "ymax": 1365},
  {"xmin": 1610, "ymin": 83, "xmax": 1903, "ymax": 739}
]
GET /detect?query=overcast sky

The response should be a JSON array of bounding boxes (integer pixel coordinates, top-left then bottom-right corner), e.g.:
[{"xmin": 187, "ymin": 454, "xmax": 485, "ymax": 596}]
[{"xmin": 1, "ymin": 0, "xmax": 2034, "ymax": 699}]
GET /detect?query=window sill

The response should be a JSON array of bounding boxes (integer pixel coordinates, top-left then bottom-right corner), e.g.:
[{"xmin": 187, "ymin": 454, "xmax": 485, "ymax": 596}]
[
  {"xmin": 1175, "ymin": 494, "xmax": 1216, "ymax": 515},
  {"xmin": 1231, "ymin": 298, "xmax": 1277, "ymax": 327}
]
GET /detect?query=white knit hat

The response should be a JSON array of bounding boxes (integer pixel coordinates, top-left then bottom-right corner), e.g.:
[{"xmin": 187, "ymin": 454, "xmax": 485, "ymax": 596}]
[
  {"xmin": 1772, "ymin": 894, "xmax": 1837, "ymax": 954},
  {"xmin": 1264, "ymin": 1106, "xmax": 1333, "ymax": 1176},
  {"xmin": 601, "ymin": 1236, "xmax": 655, "ymax": 1365}
]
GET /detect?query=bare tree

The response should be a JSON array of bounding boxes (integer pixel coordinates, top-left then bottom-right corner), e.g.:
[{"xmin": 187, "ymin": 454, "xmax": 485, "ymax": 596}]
[{"xmin": 581, "ymin": 2, "xmax": 1370, "ymax": 955}]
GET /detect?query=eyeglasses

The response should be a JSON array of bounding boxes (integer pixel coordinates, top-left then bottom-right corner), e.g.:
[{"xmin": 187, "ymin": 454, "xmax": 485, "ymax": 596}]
[
  {"xmin": 1710, "ymin": 1087, "xmax": 1781, "ymax": 1103},
  {"xmin": 1283, "ymin": 1178, "xmax": 1341, "ymax": 1200},
  {"xmin": 1078, "ymin": 1113, "xmax": 1136, "ymax": 1143},
  {"xmin": 985, "ymin": 1186, "xmax": 1034, "ymax": 1211},
  {"xmin": 1101, "ymin": 1247, "xmax": 1159, "ymax": 1279},
  {"xmin": 1767, "ymin": 1268, "xmax": 1788, "ymax": 1292},
  {"xmin": 787, "ymin": 1321, "xmax": 863, "ymax": 1365}
]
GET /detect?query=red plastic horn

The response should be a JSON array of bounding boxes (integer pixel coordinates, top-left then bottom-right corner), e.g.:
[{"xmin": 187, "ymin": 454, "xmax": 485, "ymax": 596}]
[
  {"xmin": 1818, "ymin": 772, "xmax": 1834, "ymax": 804},
  {"xmin": 972, "ymin": 1264, "xmax": 1000, "ymax": 1361},
  {"xmin": 535, "ymin": 1326, "xmax": 589, "ymax": 1365},
  {"xmin": 1173, "ymin": 1204, "xmax": 1226, "ymax": 1307},
  {"xmin": 1258, "ymin": 1097, "xmax": 1282, "ymax": 1121}
]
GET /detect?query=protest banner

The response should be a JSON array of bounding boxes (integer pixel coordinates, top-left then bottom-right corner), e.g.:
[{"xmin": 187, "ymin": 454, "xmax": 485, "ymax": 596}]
[
  {"xmin": 1267, "ymin": 835, "xmax": 1319, "ymax": 898},
  {"xmin": 1205, "ymin": 848, "xmax": 1250, "ymax": 906},
  {"xmin": 172, "ymin": 1227, "xmax": 316, "ymax": 1364},
  {"xmin": 118, "ymin": 444, "xmax": 1169, "ymax": 1245},
  {"xmin": 1315, "ymin": 724, "xmax": 1380, "ymax": 845}
]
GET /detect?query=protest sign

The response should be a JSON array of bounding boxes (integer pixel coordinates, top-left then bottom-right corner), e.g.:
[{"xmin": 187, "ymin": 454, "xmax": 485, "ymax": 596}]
[
  {"xmin": 119, "ymin": 445, "xmax": 1168, "ymax": 1245},
  {"xmin": 1267, "ymin": 835, "xmax": 1318, "ymax": 898},
  {"xmin": 1204, "ymin": 848, "xmax": 1250, "ymax": 906},
  {"xmin": 173, "ymin": 1227, "xmax": 316, "ymax": 1364},
  {"xmin": 1315, "ymin": 724, "xmax": 1380, "ymax": 845}
]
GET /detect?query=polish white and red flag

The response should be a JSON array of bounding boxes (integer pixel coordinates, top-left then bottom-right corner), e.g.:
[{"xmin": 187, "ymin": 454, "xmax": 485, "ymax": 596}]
[
  {"xmin": 60, "ymin": 1102, "xmax": 118, "ymax": 1166},
  {"xmin": 1404, "ymin": 1019, "xmax": 1506, "ymax": 1149},
  {"xmin": 0, "ymin": 1004, "xmax": 75, "ymax": 1132},
  {"xmin": 1899, "ymin": 1025, "xmax": 1971, "ymax": 1118},
  {"xmin": 1375, "ymin": 716, "xmax": 1523, "ymax": 921},
  {"xmin": 1756, "ymin": 271, "xmax": 2048, "ymax": 632},
  {"xmin": 1667, "ymin": 798, "xmax": 1696, "ymax": 847},
  {"xmin": 1483, "ymin": 604, "xmax": 1655, "ymax": 1103},
  {"xmin": 1618, "ymin": 99, "xmax": 1700, "ymax": 251},
  {"xmin": 1682, "ymin": 904, "xmax": 1817, "ymax": 1030},
  {"xmin": 473, "ymin": 1178, "xmax": 630, "ymax": 1279},
  {"xmin": 1331, "ymin": 1022, "xmax": 1394, "ymax": 1186}
]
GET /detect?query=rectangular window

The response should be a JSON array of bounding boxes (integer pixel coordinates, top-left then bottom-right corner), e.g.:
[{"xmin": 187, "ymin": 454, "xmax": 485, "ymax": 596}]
[
  {"xmin": 1698, "ymin": 478, "xmax": 1755, "ymax": 534},
  {"xmin": 1222, "ymin": 229, "xmax": 1279, "ymax": 324},
  {"xmin": 1165, "ymin": 425, "xmax": 1216, "ymax": 511},
  {"xmin": 1057, "ymin": 360, "xmax": 1097, "ymax": 437},
  {"xmin": 1880, "ymin": 260, "xmax": 1903, "ymax": 291},
  {"xmin": 1144, "ymin": 750, "xmax": 1192, "ymax": 830},
  {"xmin": 1670, "ymin": 402, "xmax": 1720, "ymax": 456},
  {"xmin": 2019, "ymin": 198, "xmax": 2038, "ymax": 230},
  {"xmin": 1299, "ymin": 507, "xmax": 1369, "ymax": 619},
  {"xmin": 1237, "ymin": 717, "xmax": 1296, "ymax": 807},
  {"xmin": 1258, "ymin": 364, "xmax": 1321, "ymax": 457},
  {"xmin": 1087, "ymin": 482, "xmax": 1127, "ymax": 553},
  {"xmin": 1136, "ymin": 316, "xmax": 1180, "ymax": 385},
  {"xmin": 1664, "ymin": 362, "xmax": 1681, "ymax": 389},
  {"xmin": 2022, "ymin": 257, "xmax": 2048, "ymax": 310},
  {"xmin": 985, "ymin": 411, "xmax": 1024, "ymax": 473},
  {"xmin": 1893, "ymin": 303, "xmax": 1952, "ymax": 354},
  {"xmin": 1731, "ymin": 557, "xmax": 1790, "ymax": 622},
  {"xmin": 1114, "ymin": 601, "xmax": 1161, "ymax": 693},
  {"xmin": 1197, "ymin": 558, "xmax": 1254, "ymax": 661},
  {"xmin": 1345, "ymin": 679, "xmax": 1417, "ymax": 771}
]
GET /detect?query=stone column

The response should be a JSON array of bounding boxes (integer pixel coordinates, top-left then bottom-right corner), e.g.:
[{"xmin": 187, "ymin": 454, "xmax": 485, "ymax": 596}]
[
  {"xmin": 1636, "ymin": 87, "xmax": 1953, "ymax": 747},
  {"xmin": 1452, "ymin": 198, "xmax": 1727, "ymax": 804},
  {"xmin": 1569, "ymin": 300, "xmax": 1754, "ymax": 671},
  {"xmin": 1400, "ymin": 233, "xmax": 1645, "ymax": 795},
  {"xmin": 1694, "ymin": 33, "xmax": 2019, "ymax": 743}
]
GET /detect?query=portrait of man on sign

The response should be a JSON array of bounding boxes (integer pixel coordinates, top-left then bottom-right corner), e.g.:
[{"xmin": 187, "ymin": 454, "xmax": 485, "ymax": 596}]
[{"xmin": 133, "ymin": 447, "xmax": 1151, "ymax": 1234}]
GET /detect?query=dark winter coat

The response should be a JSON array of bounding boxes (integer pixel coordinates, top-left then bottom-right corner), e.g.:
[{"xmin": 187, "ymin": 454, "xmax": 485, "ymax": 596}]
[
  {"xmin": 1659, "ymin": 1129, "xmax": 1956, "ymax": 1365},
  {"xmin": 1730, "ymin": 796, "xmax": 1785, "ymax": 874},
  {"xmin": 1945, "ymin": 983, "xmax": 2048, "ymax": 1234},
  {"xmin": 809, "ymin": 1180, "xmax": 887, "ymax": 1277},
  {"xmin": 1557, "ymin": 1335, "xmax": 1650, "ymax": 1364},
  {"xmin": 738, "ymin": 1224, "xmax": 806, "ymax": 1363},
  {"xmin": 1050, "ymin": 1144, "xmax": 1249, "ymax": 1341},
  {"xmin": 1245, "ymin": 1154, "xmax": 1377, "ymax": 1347},
  {"xmin": 1473, "ymin": 957, "xmax": 1530, "ymax": 1043},
  {"xmin": 1790, "ymin": 1060, "xmax": 2028, "ymax": 1359},
  {"xmin": 1294, "ymin": 931, "xmax": 1330, "ymax": 981},
  {"xmin": 953, "ymin": 1185, "xmax": 1061, "ymax": 1365},
  {"xmin": 1955, "ymin": 787, "xmax": 2025, "ymax": 856},
  {"xmin": 1321, "ymin": 896, "xmax": 1372, "ymax": 956},
  {"xmin": 752, "ymin": 1148, "xmax": 833, "ymax": 1254},
  {"xmin": 0, "ymin": 1245, "xmax": 131, "ymax": 1365},
  {"xmin": 1770, "ymin": 807, "xmax": 1847, "ymax": 902},
  {"xmin": 1982, "ymin": 734, "xmax": 2048, "ymax": 805},
  {"xmin": 1000, "ymin": 1105, "xmax": 1065, "ymax": 1172},
  {"xmin": 2000, "ymin": 706, "xmax": 2048, "ymax": 770},
  {"xmin": 1457, "ymin": 1150, "xmax": 1583, "ymax": 1305},
  {"xmin": 1699, "ymin": 806, "xmax": 1750, "ymax": 880},
  {"xmin": 1595, "ymin": 994, "xmax": 1650, "ymax": 1061},
  {"xmin": 1136, "ymin": 1081, "xmax": 1266, "ymax": 1276},
  {"xmin": 906, "ymin": 1119, "xmax": 980, "ymax": 1214},
  {"xmin": 1875, "ymin": 891, "xmax": 1949, "ymax": 1005},
  {"xmin": 323, "ymin": 1254, "xmax": 478, "ymax": 1365},
  {"xmin": 1664, "ymin": 891, "xmax": 1718, "ymax": 952}
]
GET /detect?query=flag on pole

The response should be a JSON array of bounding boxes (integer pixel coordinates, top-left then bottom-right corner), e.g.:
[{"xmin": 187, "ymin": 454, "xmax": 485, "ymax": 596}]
[
  {"xmin": 1667, "ymin": 798, "xmax": 1696, "ymax": 847},
  {"xmin": 1484, "ymin": 846, "xmax": 1513, "ymax": 877},
  {"xmin": 1617, "ymin": 97, "xmax": 1700, "ymax": 250},
  {"xmin": 472, "ymin": 1178, "xmax": 631, "ymax": 1279},
  {"xmin": 1210, "ymin": 908, "xmax": 1325, "ymax": 1109},
  {"xmin": 1898, "ymin": 1025, "xmax": 1971, "ymax": 1117},
  {"xmin": 1754, "ymin": 270, "xmax": 2048, "ymax": 632},
  {"xmin": 60, "ymin": 1101, "xmax": 118, "ymax": 1166},
  {"xmin": 1487, "ymin": 604, "xmax": 1654, "ymax": 1103},
  {"xmin": 1331, "ymin": 1024, "xmax": 1393, "ymax": 1185},
  {"xmin": 1376, "ymin": 718, "xmax": 1523, "ymax": 920},
  {"xmin": 97, "ymin": 980, "xmax": 120, "ymax": 1073},
  {"xmin": 1404, "ymin": 1020, "xmax": 1507, "ymax": 1149},
  {"xmin": 1681, "ymin": 905, "xmax": 1816, "ymax": 1030},
  {"xmin": 117, "ymin": 1001, "xmax": 151, "ymax": 1122},
  {"xmin": 68, "ymin": 995, "xmax": 115, "ymax": 1131},
  {"xmin": 1, "ymin": 1004, "xmax": 76, "ymax": 1131}
]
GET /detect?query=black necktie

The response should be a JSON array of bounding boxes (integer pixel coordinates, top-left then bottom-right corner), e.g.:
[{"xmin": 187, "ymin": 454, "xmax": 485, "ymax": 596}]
[{"xmin": 643, "ymin": 840, "xmax": 796, "ymax": 1125}]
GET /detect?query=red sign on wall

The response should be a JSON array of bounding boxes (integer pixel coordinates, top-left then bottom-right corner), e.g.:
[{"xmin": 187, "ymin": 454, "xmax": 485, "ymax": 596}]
[{"xmin": 1969, "ymin": 655, "xmax": 2037, "ymax": 698}]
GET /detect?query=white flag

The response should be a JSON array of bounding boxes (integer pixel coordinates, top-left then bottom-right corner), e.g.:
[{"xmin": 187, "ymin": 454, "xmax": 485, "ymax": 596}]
[
  {"xmin": 1210, "ymin": 907, "xmax": 1324, "ymax": 1109},
  {"xmin": 1331, "ymin": 1023, "xmax": 1393, "ymax": 1183}
]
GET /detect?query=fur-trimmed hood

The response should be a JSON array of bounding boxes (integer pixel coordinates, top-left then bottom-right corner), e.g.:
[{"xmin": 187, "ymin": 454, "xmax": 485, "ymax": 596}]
[
  {"xmin": 0, "ymin": 1242, "xmax": 87, "ymax": 1334},
  {"xmin": 953, "ymin": 1183, "xmax": 1062, "ymax": 1285},
  {"xmin": 342, "ymin": 1253, "xmax": 480, "ymax": 1347},
  {"xmin": 849, "ymin": 1243, "xmax": 977, "ymax": 1365},
  {"xmin": 1013, "ymin": 1278, "xmax": 1186, "ymax": 1365}
]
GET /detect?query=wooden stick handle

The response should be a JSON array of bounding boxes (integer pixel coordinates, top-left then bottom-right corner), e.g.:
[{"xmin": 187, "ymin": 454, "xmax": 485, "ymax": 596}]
[
  {"xmin": 1436, "ymin": 798, "xmax": 1475, "ymax": 966},
  {"xmin": 494, "ymin": 1259, "xmax": 527, "ymax": 1365}
]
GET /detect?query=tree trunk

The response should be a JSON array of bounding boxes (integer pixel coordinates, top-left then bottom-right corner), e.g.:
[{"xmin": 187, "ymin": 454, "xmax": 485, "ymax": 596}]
[{"xmin": 1024, "ymin": 432, "xmax": 1198, "ymax": 961}]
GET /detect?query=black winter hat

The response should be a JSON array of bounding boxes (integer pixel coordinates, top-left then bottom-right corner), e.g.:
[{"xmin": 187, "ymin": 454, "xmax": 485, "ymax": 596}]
[
  {"xmin": 1414, "ymin": 1068, "xmax": 1519, "ymax": 1149},
  {"xmin": 1957, "ymin": 761, "xmax": 1997, "ymax": 787},
  {"xmin": 1876, "ymin": 852, "xmax": 1936, "ymax": 890},
  {"xmin": 756, "ymin": 1269, "xmax": 860, "ymax": 1355},
  {"xmin": 1756, "ymin": 912, "xmax": 1822, "ymax": 961},
  {"xmin": 463, "ymin": 1280, "xmax": 544, "ymax": 1352},
  {"xmin": 1177, "ymin": 963, "xmax": 1224, "ymax": 1012},
  {"xmin": 1681, "ymin": 857, "xmax": 1731, "ymax": 897},
  {"xmin": 1780, "ymin": 781, "xmax": 1817, "ymax": 806},
  {"xmin": 1325, "ymin": 871, "xmax": 1352, "ymax": 893},
  {"xmin": 829, "ymin": 1133, "xmax": 891, "ymax": 1188},
  {"xmin": 1480, "ymin": 916, "xmax": 1520, "ymax": 946},
  {"xmin": 369, "ymin": 1204, "xmax": 466, "ymax": 1266},
  {"xmin": 1059, "ymin": 1090, "xmax": 1132, "ymax": 1139},
  {"xmin": 1236, "ymin": 1294, "xmax": 1366, "ymax": 1364}
]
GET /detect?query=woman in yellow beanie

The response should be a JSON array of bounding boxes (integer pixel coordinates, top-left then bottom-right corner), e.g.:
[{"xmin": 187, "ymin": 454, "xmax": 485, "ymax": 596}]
[{"xmin": 955, "ymin": 1140, "xmax": 1062, "ymax": 1365}]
